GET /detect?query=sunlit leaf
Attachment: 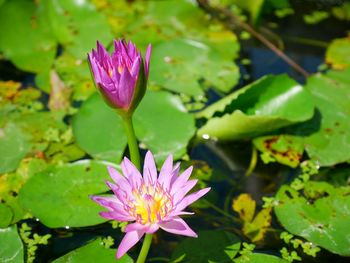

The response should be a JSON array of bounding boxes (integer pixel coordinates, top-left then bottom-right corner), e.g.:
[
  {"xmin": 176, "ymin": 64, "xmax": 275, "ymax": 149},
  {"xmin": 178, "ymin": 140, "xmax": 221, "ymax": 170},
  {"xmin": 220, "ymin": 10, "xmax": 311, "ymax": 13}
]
[
  {"xmin": 0, "ymin": 225, "xmax": 24, "ymax": 263},
  {"xmin": 275, "ymin": 181, "xmax": 350, "ymax": 256},
  {"xmin": 42, "ymin": 0, "xmax": 113, "ymax": 59},
  {"xmin": 19, "ymin": 160, "xmax": 113, "ymax": 228},
  {"xmin": 197, "ymin": 75, "xmax": 314, "ymax": 141},
  {"xmin": 73, "ymin": 91, "xmax": 195, "ymax": 163},
  {"xmin": 326, "ymin": 37, "xmax": 350, "ymax": 70},
  {"xmin": 253, "ymin": 135, "xmax": 304, "ymax": 168},
  {"xmin": 235, "ymin": 253, "xmax": 288, "ymax": 263},
  {"xmin": 233, "ymin": 193, "xmax": 256, "ymax": 222},
  {"xmin": 0, "ymin": 0, "xmax": 56, "ymax": 73},
  {"xmin": 53, "ymin": 238, "xmax": 132, "ymax": 263}
]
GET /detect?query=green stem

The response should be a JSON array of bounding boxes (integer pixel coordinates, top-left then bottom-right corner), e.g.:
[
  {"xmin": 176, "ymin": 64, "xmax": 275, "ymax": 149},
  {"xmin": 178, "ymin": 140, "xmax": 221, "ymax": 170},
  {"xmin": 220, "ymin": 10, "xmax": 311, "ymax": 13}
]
[
  {"xmin": 245, "ymin": 146, "xmax": 257, "ymax": 177},
  {"xmin": 136, "ymin": 234, "xmax": 153, "ymax": 263},
  {"xmin": 121, "ymin": 115, "xmax": 141, "ymax": 170}
]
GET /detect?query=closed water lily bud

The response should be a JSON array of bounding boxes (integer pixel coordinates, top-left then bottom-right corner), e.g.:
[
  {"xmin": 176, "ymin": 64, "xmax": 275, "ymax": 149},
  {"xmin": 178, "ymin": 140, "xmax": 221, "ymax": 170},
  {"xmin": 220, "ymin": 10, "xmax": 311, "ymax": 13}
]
[{"xmin": 88, "ymin": 39, "xmax": 151, "ymax": 115}]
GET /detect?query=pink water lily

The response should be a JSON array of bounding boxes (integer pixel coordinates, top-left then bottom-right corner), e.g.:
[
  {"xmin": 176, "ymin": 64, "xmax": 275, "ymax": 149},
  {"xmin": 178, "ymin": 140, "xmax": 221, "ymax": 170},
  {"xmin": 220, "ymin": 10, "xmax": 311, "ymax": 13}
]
[
  {"xmin": 91, "ymin": 151, "xmax": 210, "ymax": 258},
  {"xmin": 88, "ymin": 39, "xmax": 151, "ymax": 113}
]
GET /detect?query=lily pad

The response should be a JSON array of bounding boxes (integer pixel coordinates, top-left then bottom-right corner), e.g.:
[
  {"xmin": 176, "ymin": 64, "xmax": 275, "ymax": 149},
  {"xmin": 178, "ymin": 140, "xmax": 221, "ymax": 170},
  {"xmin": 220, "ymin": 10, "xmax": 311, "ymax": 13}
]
[
  {"xmin": 0, "ymin": 0, "xmax": 56, "ymax": 73},
  {"xmin": 171, "ymin": 230, "xmax": 241, "ymax": 262},
  {"xmin": 274, "ymin": 181, "xmax": 350, "ymax": 256},
  {"xmin": 134, "ymin": 91, "xmax": 196, "ymax": 162},
  {"xmin": 73, "ymin": 91, "xmax": 195, "ymax": 163},
  {"xmin": 43, "ymin": 0, "xmax": 113, "ymax": 59},
  {"xmin": 300, "ymin": 69, "xmax": 350, "ymax": 166},
  {"xmin": 253, "ymin": 135, "xmax": 304, "ymax": 168},
  {"xmin": 19, "ymin": 160, "xmax": 113, "ymax": 228},
  {"xmin": 53, "ymin": 238, "xmax": 132, "ymax": 263},
  {"xmin": 0, "ymin": 225, "xmax": 24, "ymax": 263},
  {"xmin": 196, "ymin": 75, "xmax": 314, "ymax": 141},
  {"xmin": 150, "ymin": 38, "xmax": 239, "ymax": 97},
  {"xmin": 99, "ymin": 0, "xmax": 240, "ymax": 97},
  {"xmin": 0, "ymin": 123, "xmax": 31, "ymax": 173},
  {"xmin": 326, "ymin": 37, "xmax": 350, "ymax": 70},
  {"xmin": 0, "ymin": 203, "xmax": 12, "ymax": 228}
]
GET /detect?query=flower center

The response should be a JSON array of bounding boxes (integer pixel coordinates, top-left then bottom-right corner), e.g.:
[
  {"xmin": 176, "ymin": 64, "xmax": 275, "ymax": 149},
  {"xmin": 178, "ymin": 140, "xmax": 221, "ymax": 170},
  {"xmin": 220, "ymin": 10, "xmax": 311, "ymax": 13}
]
[{"xmin": 129, "ymin": 183, "xmax": 173, "ymax": 224}]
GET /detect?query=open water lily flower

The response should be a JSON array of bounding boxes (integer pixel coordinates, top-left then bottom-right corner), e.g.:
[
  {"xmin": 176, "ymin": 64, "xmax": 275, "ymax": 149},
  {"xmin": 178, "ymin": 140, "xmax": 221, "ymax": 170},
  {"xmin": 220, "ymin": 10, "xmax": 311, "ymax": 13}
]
[
  {"xmin": 91, "ymin": 151, "xmax": 211, "ymax": 258},
  {"xmin": 88, "ymin": 39, "xmax": 151, "ymax": 113}
]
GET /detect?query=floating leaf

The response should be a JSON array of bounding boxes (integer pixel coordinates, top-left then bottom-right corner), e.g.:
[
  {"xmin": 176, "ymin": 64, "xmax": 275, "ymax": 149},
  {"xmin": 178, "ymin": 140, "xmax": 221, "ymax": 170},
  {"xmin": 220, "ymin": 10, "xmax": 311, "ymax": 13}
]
[
  {"xmin": 274, "ymin": 181, "xmax": 350, "ymax": 256},
  {"xmin": 233, "ymin": 194, "xmax": 272, "ymax": 242},
  {"xmin": 150, "ymin": 38, "xmax": 239, "ymax": 97},
  {"xmin": 326, "ymin": 37, "xmax": 350, "ymax": 70},
  {"xmin": 19, "ymin": 160, "xmax": 113, "ymax": 228},
  {"xmin": 100, "ymin": 0, "xmax": 240, "ymax": 97},
  {"xmin": 253, "ymin": 135, "xmax": 304, "ymax": 168},
  {"xmin": 0, "ymin": 203, "xmax": 12, "ymax": 228},
  {"xmin": 0, "ymin": 0, "xmax": 56, "ymax": 73},
  {"xmin": 53, "ymin": 238, "xmax": 132, "ymax": 263},
  {"xmin": 171, "ymin": 230, "xmax": 241, "ymax": 263},
  {"xmin": 298, "ymin": 69, "xmax": 350, "ymax": 166},
  {"xmin": 197, "ymin": 75, "xmax": 314, "ymax": 141},
  {"xmin": 233, "ymin": 194, "xmax": 256, "ymax": 222},
  {"xmin": 0, "ymin": 123, "xmax": 31, "ymax": 173},
  {"xmin": 0, "ymin": 225, "xmax": 24, "ymax": 263},
  {"xmin": 43, "ymin": 0, "xmax": 113, "ymax": 59},
  {"xmin": 73, "ymin": 91, "xmax": 195, "ymax": 163}
]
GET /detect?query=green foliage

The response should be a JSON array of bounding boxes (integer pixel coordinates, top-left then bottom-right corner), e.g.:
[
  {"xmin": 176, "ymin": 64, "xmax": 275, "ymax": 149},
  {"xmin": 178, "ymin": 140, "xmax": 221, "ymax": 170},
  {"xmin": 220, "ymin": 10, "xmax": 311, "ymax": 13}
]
[
  {"xmin": 73, "ymin": 91, "xmax": 196, "ymax": 163},
  {"xmin": 19, "ymin": 161, "xmax": 113, "ymax": 228},
  {"xmin": 52, "ymin": 238, "xmax": 132, "ymax": 263},
  {"xmin": 274, "ymin": 181, "xmax": 350, "ymax": 256},
  {"xmin": 0, "ymin": 225, "xmax": 24, "ymax": 263},
  {"xmin": 197, "ymin": 75, "xmax": 314, "ymax": 141},
  {"xmin": 326, "ymin": 37, "xmax": 350, "ymax": 70}
]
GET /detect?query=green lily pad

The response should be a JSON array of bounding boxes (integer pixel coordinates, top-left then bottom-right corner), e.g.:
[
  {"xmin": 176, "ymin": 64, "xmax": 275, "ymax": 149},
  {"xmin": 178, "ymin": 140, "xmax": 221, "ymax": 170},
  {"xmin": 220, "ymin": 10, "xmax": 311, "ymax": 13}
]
[
  {"xmin": 19, "ymin": 160, "xmax": 113, "ymax": 228},
  {"xmin": 274, "ymin": 181, "xmax": 350, "ymax": 256},
  {"xmin": 134, "ymin": 90, "xmax": 195, "ymax": 162},
  {"xmin": 43, "ymin": 0, "xmax": 113, "ymax": 59},
  {"xmin": 73, "ymin": 91, "xmax": 195, "ymax": 163},
  {"xmin": 326, "ymin": 37, "xmax": 350, "ymax": 70},
  {"xmin": 0, "ymin": 0, "xmax": 56, "ymax": 73},
  {"xmin": 253, "ymin": 135, "xmax": 304, "ymax": 168},
  {"xmin": 53, "ymin": 238, "xmax": 132, "ymax": 263},
  {"xmin": 72, "ymin": 93, "xmax": 127, "ymax": 163},
  {"xmin": 150, "ymin": 38, "xmax": 239, "ymax": 97},
  {"xmin": 0, "ymin": 122, "xmax": 31, "ymax": 173},
  {"xmin": 171, "ymin": 230, "xmax": 241, "ymax": 263},
  {"xmin": 0, "ymin": 225, "xmax": 24, "ymax": 263},
  {"xmin": 196, "ymin": 74, "xmax": 314, "ymax": 141},
  {"xmin": 235, "ymin": 253, "xmax": 289, "ymax": 263},
  {"xmin": 300, "ymin": 69, "xmax": 350, "ymax": 166},
  {"xmin": 0, "ymin": 203, "xmax": 12, "ymax": 228},
  {"xmin": 99, "ymin": 0, "xmax": 239, "ymax": 97},
  {"xmin": 55, "ymin": 53, "xmax": 95, "ymax": 101}
]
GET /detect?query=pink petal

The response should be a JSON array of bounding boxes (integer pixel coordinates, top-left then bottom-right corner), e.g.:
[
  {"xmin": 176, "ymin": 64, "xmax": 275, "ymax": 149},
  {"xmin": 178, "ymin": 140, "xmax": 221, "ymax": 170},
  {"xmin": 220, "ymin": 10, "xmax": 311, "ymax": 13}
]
[
  {"xmin": 172, "ymin": 179, "xmax": 198, "ymax": 204},
  {"xmin": 144, "ymin": 44, "xmax": 152, "ymax": 77},
  {"xmin": 118, "ymin": 68, "xmax": 135, "ymax": 108},
  {"xmin": 158, "ymin": 154, "xmax": 173, "ymax": 189},
  {"xmin": 125, "ymin": 222, "xmax": 149, "ymax": 232},
  {"xmin": 143, "ymin": 151, "xmax": 157, "ymax": 185},
  {"xmin": 117, "ymin": 230, "xmax": 145, "ymax": 259},
  {"xmin": 175, "ymin": 187, "xmax": 211, "ymax": 212},
  {"xmin": 130, "ymin": 56, "xmax": 141, "ymax": 78},
  {"xmin": 107, "ymin": 166, "xmax": 131, "ymax": 192},
  {"xmin": 99, "ymin": 211, "xmax": 134, "ymax": 222},
  {"xmin": 169, "ymin": 162, "xmax": 180, "ymax": 186},
  {"xmin": 121, "ymin": 157, "xmax": 143, "ymax": 188},
  {"xmin": 159, "ymin": 217, "xmax": 197, "ymax": 237},
  {"xmin": 170, "ymin": 166, "xmax": 193, "ymax": 195}
]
